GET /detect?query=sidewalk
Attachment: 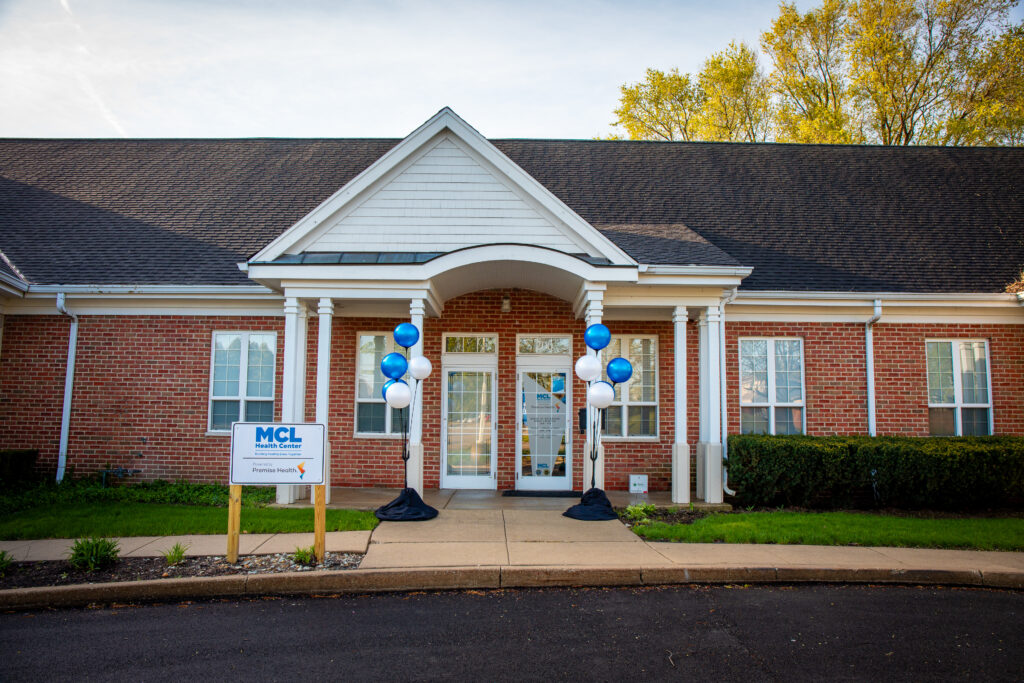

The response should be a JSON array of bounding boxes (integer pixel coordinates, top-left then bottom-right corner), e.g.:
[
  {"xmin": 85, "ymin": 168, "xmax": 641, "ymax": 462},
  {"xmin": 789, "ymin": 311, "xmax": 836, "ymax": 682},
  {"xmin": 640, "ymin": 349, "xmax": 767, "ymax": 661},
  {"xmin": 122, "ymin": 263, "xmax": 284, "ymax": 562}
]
[{"xmin": 2, "ymin": 510, "xmax": 1022, "ymax": 609}]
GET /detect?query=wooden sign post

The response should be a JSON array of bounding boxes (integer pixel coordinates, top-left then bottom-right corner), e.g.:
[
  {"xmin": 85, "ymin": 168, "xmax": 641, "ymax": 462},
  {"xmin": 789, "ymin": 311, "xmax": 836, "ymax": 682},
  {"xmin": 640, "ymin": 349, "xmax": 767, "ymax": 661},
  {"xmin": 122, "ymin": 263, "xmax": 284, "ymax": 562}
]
[
  {"xmin": 313, "ymin": 484, "xmax": 326, "ymax": 563},
  {"xmin": 227, "ymin": 484, "xmax": 241, "ymax": 564}
]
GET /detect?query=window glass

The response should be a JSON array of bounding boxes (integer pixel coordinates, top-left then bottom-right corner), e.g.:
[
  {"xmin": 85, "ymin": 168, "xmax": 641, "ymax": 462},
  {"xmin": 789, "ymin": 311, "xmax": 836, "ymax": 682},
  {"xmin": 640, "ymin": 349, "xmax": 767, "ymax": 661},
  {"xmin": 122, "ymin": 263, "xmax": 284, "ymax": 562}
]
[
  {"xmin": 211, "ymin": 400, "xmax": 239, "ymax": 431},
  {"xmin": 445, "ymin": 336, "xmax": 496, "ymax": 353},
  {"xmin": 247, "ymin": 334, "xmax": 275, "ymax": 398},
  {"xmin": 519, "ymin": 336, "xmax": 570, "ymax": 355},
  {"xmin": 627, "ymin": 405, "xmax": 657, "ymax": 436},
  {"xmin": 960, "ymin": 342, "xmax": 988, "ymax": 404},
  {"xmin": 774, "ymin": 340, "xmax": 803, "ymax": 404},
  {"xmin": 926, "ymin": 341, "xmax": 955, "ymax": 404},
  {"xmin": 740, "ymin": 340, "xmax": 768, "ymax": 403},
  {"xmin": 928, "ymin": 408, "xmax": 956, "ymax": 436},
  {"xmin": 601, "ymin": 335, "xmax": 657, "ymax": 437},
  {"xmin": 212, "ymin": 334, "xmax": 241, "ymax": 397},
  {"xmin": 774, "ymin": 407, "xmax": 803, "ymax": 435},
  {"xmin": 357, "ymin": 334, "xmax": 388, "ymax": 400},
  {"xmin": 245, "ymin": 401, "xmax": 273, "ymax": 422},
  {"xmin": 960, "ymin": 408, "xmax": 991, "ymax": 436},
  {"xmin": 628, "ymin": 338, "xmax": 657, "ymax": 402},
  {"xmin": 741, "ymin": 406, "xmax": 769, "ymax": 435}
]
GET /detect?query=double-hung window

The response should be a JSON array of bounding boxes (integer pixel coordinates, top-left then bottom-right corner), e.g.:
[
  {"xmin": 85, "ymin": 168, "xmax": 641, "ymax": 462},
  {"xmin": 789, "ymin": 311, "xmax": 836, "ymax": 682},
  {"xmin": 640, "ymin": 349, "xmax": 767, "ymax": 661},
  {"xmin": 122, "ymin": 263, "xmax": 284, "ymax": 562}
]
[
  {"xmin": 926, "ymin": 340, "xmax": 992, "ymax": 436},
  {"xmin": 356, "ymin": 332, "xmax": 408, "ymax": 435},
  {"xmin": 739, "ymin": 338, "xmax": 805, "ymax": 435},
  {"xmin": 208, "ymin": 332, "xmax": 276, "ymax": 432},
  {"xmin": 601, "ymin": 335, "xmax": 658, "ymax": 437}
]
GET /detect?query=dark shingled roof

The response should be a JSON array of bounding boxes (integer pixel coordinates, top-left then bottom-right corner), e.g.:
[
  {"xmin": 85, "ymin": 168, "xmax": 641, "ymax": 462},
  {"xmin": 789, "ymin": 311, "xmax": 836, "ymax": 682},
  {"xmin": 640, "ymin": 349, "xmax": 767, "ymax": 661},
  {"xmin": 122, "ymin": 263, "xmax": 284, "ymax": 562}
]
[{"xmin": 0, "ymin": 138, "xmax": 1021, "ymax": 292}]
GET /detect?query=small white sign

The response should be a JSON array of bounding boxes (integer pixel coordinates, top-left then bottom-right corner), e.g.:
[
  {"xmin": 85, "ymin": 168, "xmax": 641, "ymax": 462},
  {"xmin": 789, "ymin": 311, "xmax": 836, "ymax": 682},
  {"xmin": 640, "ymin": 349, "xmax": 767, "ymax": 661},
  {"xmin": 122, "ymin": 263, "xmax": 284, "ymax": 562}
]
[
  {"xmin": 230, "ymin": 423, "xmax": 325, "ymax": 485},
  {"xmin": 629, "ymin": 474, "xmax": 648, "ymax": 494}
]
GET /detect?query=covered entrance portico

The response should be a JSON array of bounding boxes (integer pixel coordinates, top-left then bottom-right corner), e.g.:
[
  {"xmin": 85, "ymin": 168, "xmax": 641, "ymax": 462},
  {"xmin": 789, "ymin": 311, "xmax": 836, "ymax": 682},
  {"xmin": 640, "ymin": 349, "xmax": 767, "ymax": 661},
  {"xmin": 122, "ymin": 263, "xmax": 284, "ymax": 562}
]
[{"xmin": 242, "ymin": 107, "xmax": 750, "ymax": 506}]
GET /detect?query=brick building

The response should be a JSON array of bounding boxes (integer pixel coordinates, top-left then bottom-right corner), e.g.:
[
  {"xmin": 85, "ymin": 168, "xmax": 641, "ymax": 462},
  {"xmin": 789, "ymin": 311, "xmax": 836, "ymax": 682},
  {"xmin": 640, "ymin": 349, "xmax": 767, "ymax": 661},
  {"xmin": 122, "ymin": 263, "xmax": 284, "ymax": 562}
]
[{"xmin": 1, "ymin": 108, "xmax": 1022, "ymax": 504}]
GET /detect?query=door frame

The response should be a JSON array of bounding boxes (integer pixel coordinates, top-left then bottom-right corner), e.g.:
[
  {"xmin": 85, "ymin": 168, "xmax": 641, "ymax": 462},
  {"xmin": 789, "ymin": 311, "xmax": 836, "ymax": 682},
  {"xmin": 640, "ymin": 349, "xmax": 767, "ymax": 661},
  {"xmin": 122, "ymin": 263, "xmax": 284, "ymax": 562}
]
[
  {"xmin": 440, "ymin": 360, "xmax": 499, "ymax": 490},
  {"xmin": 515, "ymin": 357, "xmax": 573, "ymax": 491}
]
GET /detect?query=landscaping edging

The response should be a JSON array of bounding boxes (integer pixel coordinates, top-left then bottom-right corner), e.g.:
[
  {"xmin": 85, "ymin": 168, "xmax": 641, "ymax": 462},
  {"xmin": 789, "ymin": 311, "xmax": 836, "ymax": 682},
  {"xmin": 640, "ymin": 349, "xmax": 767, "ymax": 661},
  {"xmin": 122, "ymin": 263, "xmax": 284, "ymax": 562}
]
[{"xmin": 2, "ymin": 565, "xmax": 1021, "ymax": 610}]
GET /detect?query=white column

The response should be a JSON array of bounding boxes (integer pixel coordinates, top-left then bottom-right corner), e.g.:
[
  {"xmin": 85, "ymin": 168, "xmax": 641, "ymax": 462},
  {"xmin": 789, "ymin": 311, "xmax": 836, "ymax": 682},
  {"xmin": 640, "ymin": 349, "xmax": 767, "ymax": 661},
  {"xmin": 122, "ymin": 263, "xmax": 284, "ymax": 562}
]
[
  {"xmin": 314, "ymin": 298, "xmax": 333, "ymax": 504},
  {"xmin": 406, "ymin": 298, "xmax": 426, "ymax": 494},
  {"xmin": 583, "ymin": 291, "xmax": 604, "ymax": 491},
  {"xmin": 699, "ymin": 304, "xmax": 723, "ymax": 503},
  {"xmin": 671, "ymin": 306, "xmax": 690, "ymax": 504},
  {"xmin": 277, "ymin": 297, "xmax": 301, "ymax": 504}
]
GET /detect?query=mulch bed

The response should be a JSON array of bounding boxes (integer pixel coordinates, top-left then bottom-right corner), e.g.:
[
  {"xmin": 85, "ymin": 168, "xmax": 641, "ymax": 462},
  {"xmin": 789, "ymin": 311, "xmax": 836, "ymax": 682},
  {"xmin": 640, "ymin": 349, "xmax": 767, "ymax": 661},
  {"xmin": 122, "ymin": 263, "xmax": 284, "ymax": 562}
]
[{"xmin": 0, "ymin": 552, "xmax": 363, "ymax": 590}]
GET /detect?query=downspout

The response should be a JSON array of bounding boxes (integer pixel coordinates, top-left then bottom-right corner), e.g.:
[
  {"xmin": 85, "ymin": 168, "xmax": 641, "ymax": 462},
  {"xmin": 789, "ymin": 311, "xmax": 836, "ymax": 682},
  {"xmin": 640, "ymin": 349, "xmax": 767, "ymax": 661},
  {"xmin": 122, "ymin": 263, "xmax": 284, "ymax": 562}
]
[
  {"xmin": 720, "ymin": 287, "xmax": 738, "ymax": 496},
  {"xmin": 865, "ymin": 299, "xmax": 882, "ymax": 436},
  {"xmin": 56, "ymin": 293, "xmax": 78, "ymax": 482}
]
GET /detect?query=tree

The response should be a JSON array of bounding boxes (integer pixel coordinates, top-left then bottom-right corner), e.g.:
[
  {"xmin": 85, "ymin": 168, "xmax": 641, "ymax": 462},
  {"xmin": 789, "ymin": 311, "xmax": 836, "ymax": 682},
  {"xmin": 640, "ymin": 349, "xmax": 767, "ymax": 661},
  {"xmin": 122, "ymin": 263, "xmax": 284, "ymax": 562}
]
[
  {"xmin": 846, "ymin": 0, "xmax": 1018, "ymax": 145},
  {"xmin": 761, "ymin": 0, "xmax": 862, "ymax": 143},
  {"xmin": 695, "ymin": 42, "xmax": 773, "ymax": 142},
  {"xmin": 612, "ymin": 68, "xmax": 705, "ymax": 141},
  {"xmin": 609, "ymin": 0, "xmax": 1022, "ymax": 146}
]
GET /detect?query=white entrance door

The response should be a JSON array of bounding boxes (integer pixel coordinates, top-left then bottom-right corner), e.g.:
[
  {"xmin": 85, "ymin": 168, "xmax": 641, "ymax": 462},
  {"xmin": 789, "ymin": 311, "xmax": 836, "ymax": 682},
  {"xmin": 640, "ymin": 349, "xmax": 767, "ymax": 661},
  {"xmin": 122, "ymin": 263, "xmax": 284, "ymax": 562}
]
[
  {"xmin": 441, "ymin": 366, "xmax": 497, "ymax": 489},
  {"xmin": 516, "ymin": 367, "xmax": 572, "ymax": 491}
]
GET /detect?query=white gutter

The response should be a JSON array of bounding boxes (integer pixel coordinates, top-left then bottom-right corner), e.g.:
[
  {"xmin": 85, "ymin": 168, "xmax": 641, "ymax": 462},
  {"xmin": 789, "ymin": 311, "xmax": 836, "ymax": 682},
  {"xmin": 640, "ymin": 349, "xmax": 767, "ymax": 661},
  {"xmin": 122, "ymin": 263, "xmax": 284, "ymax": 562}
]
[
  {"xmin": 720, "ymin": 287, "xmax": 738, "ymax": 496},
  {"xmin": 55, "ymin": 293, "xmax": 78, "ymax": 482},
  {"xmin": 865, "ymin": 300, "xmax": 882, "ymax": 436}
]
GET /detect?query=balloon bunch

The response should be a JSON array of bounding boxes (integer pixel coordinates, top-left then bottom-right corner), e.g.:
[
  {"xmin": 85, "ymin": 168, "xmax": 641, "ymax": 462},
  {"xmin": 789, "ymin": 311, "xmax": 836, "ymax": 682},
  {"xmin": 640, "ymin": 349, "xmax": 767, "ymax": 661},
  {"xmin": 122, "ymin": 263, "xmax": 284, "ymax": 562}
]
[
  {"xmin": 574, "ymin": 323, "xmax": 633, "ymax": 489},
  {"xmin": 379, "ymin": 322, "xmax": 432, "ymax": 488}
]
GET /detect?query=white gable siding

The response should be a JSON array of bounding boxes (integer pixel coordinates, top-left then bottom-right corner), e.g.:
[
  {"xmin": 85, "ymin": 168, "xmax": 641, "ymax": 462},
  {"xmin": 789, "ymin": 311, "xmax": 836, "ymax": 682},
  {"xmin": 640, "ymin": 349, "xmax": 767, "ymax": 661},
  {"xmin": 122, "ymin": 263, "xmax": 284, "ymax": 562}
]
[{"xmin": 306, "ymin": 137, "xmax": 586, "ymax": 253}]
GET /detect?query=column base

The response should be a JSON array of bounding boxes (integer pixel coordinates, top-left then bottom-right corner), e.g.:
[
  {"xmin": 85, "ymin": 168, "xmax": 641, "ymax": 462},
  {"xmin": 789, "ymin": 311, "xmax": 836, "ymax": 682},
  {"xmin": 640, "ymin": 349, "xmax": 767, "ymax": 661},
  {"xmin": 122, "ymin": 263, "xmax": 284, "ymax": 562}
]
[
  {"xmin": 276, "ymin": 484, "xmax": 303, "ymax": 505},
  {"xmin": 582, "ymin": 441, "xmax": 605, "ymax": 491},
  {"xmin": 671, "ymin": 442, "xmax": 690, "ymax": 504},
  {"xmin": 406, "ymin": 442, "xmax": 424, "ymax": 495},
  {"xmin": 699, "ymin": 441, "xmax": 723, "ymax": 504}
]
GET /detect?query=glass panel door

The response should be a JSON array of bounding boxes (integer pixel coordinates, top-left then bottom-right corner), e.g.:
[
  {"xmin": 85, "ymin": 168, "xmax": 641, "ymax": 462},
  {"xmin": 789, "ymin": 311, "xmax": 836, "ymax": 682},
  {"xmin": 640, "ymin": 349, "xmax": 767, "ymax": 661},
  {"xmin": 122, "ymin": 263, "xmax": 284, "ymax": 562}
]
[
  {"xmin": 441, "ymin": 368, "xmax": 497, "ymax": 489},
  {"xmin": 517, "ymin": 370, "xmax": 571, "ymax": 490}
]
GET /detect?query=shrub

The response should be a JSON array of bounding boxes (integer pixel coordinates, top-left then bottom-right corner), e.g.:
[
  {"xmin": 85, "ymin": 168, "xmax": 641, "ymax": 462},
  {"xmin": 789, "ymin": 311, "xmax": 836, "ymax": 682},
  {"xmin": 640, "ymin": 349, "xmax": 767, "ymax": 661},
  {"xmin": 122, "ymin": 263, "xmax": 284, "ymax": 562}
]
[
  {"xmin": 0, "ymin": 450, "xmax": 39, "ymax": 488},
  {"xmin": 68, "ymin": 537, "xmax": 120, "ymax": 571},
  {"xmin": 161, "ymin": 542, "xmax": 189, "ymax": 567},
  {"xmin": 292, "ymin": 546, "xmax": 316, "ymax": 566},
  {"xmin": 0, "ymin": 550, "xmax": 11, "ymax": 576},
  {"xmin": 727, "ymin": 434, "xmax": 1024, "ymax": 511},
  {"xmin": 622, "ymin": 503, "xmax": 657, "ymax": 521}
]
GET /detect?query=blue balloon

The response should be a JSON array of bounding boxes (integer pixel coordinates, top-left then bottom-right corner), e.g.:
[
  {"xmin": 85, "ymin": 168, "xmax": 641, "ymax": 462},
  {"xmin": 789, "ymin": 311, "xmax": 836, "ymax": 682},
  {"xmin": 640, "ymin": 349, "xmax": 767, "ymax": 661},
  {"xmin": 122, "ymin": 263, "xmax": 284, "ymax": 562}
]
[
  {"xmin": 381, "ymin": 379, "xmax": 396, "ymax": 400},
  {"xmin": 380, "ymin": 352, "xmax": 408, "ymax": 379},
  {"xmin": 606, "ymin": 357, "xmax": 633, "ymax": 384},
  {"xmin": 584, "ymin": 323, "xmax": 611, "ymax": 351},
  {"xmin": 393, "ymin": 322, "xmax": 420, "ymax": 349}
]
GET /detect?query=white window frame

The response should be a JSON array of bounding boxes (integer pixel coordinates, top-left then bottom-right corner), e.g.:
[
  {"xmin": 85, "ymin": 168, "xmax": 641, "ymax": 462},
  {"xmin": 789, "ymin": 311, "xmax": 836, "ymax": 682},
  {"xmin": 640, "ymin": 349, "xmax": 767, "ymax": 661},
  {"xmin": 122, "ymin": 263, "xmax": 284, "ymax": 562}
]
[
  {"xmin": 207, "ymin": 331, "xmax": 277, "ymax": 434},
  {"xmin": 738, "ymin": 337, "xmax": 806, "ymax": 435},
  {"xmin": 516, "ymin": 334, "xmax": 572, "ymax": 357},
  {"xmin": 602, "ymin": 334, "xmax": 659, "ymax": 440},
  {"xmin": 925, "ymin": 339, "xmax": 994, "ymax": 436},
  {"xmin": 354, "ymin": 331, "xmax": 407, "ymax": 439}
]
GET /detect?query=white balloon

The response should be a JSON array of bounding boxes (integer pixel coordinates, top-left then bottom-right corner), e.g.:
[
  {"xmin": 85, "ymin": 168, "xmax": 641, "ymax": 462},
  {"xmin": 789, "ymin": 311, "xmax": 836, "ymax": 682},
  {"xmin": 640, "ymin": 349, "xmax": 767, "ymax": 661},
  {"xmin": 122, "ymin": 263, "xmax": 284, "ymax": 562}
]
[
  {"xmin": 385, "ymin": 381, "xmax": 412, "ymax": 409},
  {"xmin": 587, "ymin": 382, "xmax": 615, "ymax": 409},
  {"xmin": 408, "ymin": 355, "xmax": 433, "ymax": 380},
  {"xmin": 574, "ymin": 354, "xmax": 601, "ymax": 382}
]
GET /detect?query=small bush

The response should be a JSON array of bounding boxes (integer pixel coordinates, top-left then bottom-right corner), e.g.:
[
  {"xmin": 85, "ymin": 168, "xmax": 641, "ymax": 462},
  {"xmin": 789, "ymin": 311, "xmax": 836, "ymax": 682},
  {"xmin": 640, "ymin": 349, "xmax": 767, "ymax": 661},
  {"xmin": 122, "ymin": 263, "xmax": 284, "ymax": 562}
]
[
  {"xmin": 68, "ymin": 537, "xmax": 120, "ymax": 571},
  {"xmin": 622, "ymin": 503, "xmax": 657, "ymax": 521},
  {"xmin": 0, "ymin": 550, "xmax": 12, "ymax": 576},
  {"xmin": 292, "ymin": 546, "xmax": 316, "ymax": 566},
  {"xmin": 161, "ymin": 542, "xmax": 189, "ymax": 567},
  {"xmin": 727, "ymin": 434, "xmax": 1024, "ymax": 510}
]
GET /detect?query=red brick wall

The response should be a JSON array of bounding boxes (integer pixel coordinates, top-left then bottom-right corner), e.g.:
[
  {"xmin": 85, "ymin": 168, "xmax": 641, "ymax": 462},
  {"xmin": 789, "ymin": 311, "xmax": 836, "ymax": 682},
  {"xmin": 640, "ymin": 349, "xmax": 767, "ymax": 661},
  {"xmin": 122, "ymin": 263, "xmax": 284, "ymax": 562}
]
[
  {"xmin": 3, "ymin": 306, "xmax": 1021, "ymax": 489},
  {"xmin": 723, "ymin": 322, "xmax": 870, "ymax": 436},
  {"xmin": 873, "ymin": 323, "xmax": 1024, "ymax": 436},
  {"xmin": 0, "ymin": 315, "xmax": 284, "ymax": 482}
]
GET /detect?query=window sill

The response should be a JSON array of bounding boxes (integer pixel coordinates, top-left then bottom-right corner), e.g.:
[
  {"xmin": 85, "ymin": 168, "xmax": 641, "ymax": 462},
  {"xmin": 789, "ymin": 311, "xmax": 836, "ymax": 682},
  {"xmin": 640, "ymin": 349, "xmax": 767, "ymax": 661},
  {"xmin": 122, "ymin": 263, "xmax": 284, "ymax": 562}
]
[
  {"xmin": 205, "ymin": 430, "xmax": 231, "ymax": 437},
  {"xmin": 353, "ymin": 432, "xmax": 405, "ymax": 440}
]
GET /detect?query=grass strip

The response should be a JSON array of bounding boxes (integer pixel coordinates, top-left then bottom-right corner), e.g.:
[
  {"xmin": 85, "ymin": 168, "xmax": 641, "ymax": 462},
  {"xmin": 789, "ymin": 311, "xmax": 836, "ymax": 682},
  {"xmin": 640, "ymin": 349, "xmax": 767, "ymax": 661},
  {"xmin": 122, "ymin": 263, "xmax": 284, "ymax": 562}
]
[
  {"xmin": 632, "ymin": 511, "xmax": 1024, "ymax": 551},
  {"xmin": 0, "ymin": 503, "xmax": 378, "ymax": 540}
]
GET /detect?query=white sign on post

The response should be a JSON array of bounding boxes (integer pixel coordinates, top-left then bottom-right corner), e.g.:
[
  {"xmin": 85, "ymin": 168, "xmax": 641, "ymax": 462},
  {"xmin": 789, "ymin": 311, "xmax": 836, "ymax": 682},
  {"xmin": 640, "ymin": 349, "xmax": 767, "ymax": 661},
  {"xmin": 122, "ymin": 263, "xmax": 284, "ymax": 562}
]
[{"xmin": 230, "ymin": 423, "xmax": 325, "ymax": 485}]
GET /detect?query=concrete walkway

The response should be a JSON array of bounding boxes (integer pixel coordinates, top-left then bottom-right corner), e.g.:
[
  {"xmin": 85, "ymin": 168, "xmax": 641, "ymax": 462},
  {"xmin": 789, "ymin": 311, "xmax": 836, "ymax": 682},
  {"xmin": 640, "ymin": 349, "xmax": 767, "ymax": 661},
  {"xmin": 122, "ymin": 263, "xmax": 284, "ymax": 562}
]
[{"xmin": 4, "ymin": 510, "xmax": 1022, "ymax": 584}]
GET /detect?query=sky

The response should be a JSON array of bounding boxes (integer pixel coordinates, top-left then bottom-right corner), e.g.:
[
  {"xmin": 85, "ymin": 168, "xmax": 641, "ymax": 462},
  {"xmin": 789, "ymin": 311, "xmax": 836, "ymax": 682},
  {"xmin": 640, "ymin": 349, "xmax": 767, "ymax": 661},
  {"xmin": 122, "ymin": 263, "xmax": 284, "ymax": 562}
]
[{"xmin": 1, "ymin": 0, "xmax": 1022, "ymax": 140}]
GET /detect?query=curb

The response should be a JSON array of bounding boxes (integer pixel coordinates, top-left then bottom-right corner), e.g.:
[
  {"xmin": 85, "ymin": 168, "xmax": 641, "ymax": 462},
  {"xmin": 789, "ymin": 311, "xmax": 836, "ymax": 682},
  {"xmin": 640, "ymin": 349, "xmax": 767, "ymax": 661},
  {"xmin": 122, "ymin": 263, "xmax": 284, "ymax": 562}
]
[{"xmin": 2, "ymin": 565, "xmax": 1021, "ymax": 610}]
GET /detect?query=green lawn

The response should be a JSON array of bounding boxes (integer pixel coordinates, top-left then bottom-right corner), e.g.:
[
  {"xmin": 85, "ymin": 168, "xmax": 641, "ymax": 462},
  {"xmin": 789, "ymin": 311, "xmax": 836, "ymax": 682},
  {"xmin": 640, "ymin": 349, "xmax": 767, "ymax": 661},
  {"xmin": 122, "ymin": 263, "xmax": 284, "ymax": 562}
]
[
  {"xmin": 0, "ymin": 503, "xmax": 379, "ymax": 540},
  {"xmin": 631, "ymin": 511, "xmax": 1024, "ymax": 551}
]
